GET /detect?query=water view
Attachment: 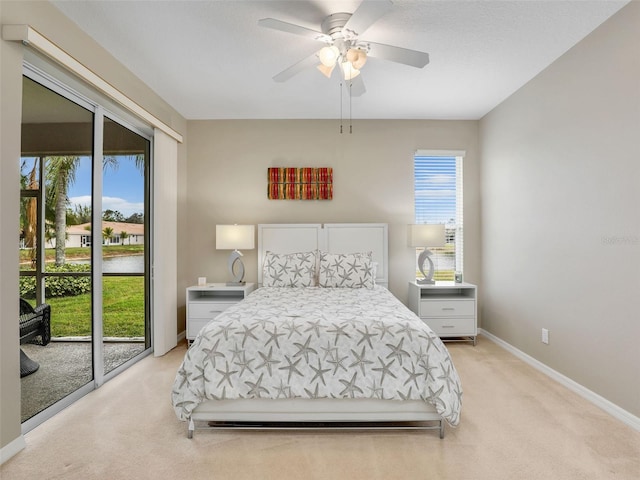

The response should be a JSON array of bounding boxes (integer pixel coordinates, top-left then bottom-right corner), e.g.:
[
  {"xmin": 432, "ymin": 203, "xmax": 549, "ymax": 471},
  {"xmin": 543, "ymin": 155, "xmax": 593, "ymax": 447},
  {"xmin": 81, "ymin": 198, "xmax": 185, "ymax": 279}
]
[{"xmin": 71, "ymin": 254, "xmax": 144, "ymax": 273}]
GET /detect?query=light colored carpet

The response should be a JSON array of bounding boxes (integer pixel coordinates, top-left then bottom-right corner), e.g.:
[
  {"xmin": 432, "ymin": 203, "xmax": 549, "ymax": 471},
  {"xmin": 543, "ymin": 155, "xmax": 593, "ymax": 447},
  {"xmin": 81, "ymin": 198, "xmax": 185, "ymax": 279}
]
[
  {"xmin": 20, "ymin": 341, "xmax": 146, "ymax": 422},
  {"xmin": 3, "ymin": 336, "xmax": 639, "ymax": 479}
]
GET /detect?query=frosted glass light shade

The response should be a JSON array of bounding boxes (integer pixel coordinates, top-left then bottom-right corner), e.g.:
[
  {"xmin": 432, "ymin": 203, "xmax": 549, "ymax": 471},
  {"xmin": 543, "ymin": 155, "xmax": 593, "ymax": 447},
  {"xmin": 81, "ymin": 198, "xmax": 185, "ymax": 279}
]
[
  {"xmin": 216, "ymin": 225, "xmax": 255, "ymax": 251},
  {"xmin": 318, "ymin": 46, "xmax": 340, "ymax": 67},
  {"xmin": 341, "ymin": 61, "xmax": 361, "ymax": 80},
  {"xmin": 346, "ymin": 48, "xmax": 367, "ymax": 69},
  {"xmin": 317, "ymin": 63, "xmax": 336, "ymax": 78}
]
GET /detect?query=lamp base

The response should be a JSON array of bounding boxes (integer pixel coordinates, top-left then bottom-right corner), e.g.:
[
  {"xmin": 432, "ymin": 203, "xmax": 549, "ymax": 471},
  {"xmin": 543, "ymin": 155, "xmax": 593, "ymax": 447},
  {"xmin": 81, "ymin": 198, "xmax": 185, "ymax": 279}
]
[
  {"xmin": 227, "ymin": 250, "xmax": 246, "ymax": 285},
  {"xmin": 417, "ymin": 249, "xmax": 436, "ymax": 285}
]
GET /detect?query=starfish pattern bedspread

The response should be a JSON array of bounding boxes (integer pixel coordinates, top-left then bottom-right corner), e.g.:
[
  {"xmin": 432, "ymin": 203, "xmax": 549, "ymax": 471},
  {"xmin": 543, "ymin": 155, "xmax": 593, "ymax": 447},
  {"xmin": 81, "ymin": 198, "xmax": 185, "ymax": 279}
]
[{"xmin": 172, "ymin": 286, "xmax": 462, "ymax": 426}]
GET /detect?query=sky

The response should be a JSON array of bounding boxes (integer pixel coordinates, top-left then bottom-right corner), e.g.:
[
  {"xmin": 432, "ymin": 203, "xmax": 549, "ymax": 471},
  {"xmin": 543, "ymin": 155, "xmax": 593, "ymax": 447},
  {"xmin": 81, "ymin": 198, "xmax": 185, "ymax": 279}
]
[
  {"xmin": 414, "ymin": 156, "xmax": 457, "ymax": 225},
  {"xmin": 67, "ymin": 155, "xmax": 144, "ymax": 218}
]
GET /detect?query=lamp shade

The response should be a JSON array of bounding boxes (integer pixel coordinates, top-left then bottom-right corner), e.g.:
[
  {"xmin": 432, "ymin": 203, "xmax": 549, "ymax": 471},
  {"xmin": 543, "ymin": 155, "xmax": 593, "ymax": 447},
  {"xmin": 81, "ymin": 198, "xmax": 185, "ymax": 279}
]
[
  {"xmin": 408, "ymin": 224, "xmax": 446, "ymax": 248},
  {"xmin": 346, "ymin": 48, "xmax": 367, "ymax": 69},
  {"xmin": 317, "ymin": 63, "xmax": 336, "ymax": 78},
  {"xmin": 318, "ymin": 45, "xmax": 339, "ymax": 67},
  {"xmin": 341, "ymin": 61, "xmax": 361, "ymax": 80},
  {"xmin": 216, "ymin": 225, "xmax": 255, "ymax": 250}
]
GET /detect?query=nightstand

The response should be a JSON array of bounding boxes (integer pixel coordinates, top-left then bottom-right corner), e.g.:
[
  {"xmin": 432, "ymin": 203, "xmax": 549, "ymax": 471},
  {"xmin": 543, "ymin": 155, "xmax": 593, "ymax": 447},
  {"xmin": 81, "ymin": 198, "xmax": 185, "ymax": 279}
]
[
  {"xmin": 408, "ymin": 281, "xmax": 477, "ymax": 346},
  {"xmin": 186, "ymin": 283, "xmax": 255, "ymax": 343}
]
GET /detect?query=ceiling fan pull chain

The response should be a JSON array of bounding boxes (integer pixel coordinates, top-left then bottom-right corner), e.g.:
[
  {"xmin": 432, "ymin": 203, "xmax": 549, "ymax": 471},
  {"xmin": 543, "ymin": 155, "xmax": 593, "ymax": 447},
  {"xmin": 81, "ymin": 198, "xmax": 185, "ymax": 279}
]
[
  {"xmin": 349, "ymin": 81, "xmax": 353, "ymax": 134},
  {"xmin": 340, "ymin": 81, "xmax": 343, "ymax": 134}
]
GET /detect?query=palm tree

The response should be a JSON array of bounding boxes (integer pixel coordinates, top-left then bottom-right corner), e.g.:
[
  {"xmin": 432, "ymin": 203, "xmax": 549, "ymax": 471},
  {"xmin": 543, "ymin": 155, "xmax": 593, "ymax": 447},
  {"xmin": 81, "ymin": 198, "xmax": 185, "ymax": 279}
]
[
  {"xmin": 19, "ymin": 158, "xmax": 39, "ymax": 254},
  {"xmin": 102, "ymin": 226, "xmax": 114, "ymax": 245},
  {"xmin": 44, "ymin": 154, "xmax": 130, "ymax": 265},
  {"xmin": 120, "ymin": 230, "xmax": 130, "ymax": 245},
  {"xmin": 46, "ymin": 156, "xmax": 80, "ymax": 266}
]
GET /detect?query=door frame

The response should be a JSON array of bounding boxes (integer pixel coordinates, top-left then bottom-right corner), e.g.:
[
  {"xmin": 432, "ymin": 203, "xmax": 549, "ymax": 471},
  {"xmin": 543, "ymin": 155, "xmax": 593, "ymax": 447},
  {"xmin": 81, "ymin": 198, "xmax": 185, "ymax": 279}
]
[{"xmin": 20, "ymin": 63, "xmax": 154, "ymax": 434}]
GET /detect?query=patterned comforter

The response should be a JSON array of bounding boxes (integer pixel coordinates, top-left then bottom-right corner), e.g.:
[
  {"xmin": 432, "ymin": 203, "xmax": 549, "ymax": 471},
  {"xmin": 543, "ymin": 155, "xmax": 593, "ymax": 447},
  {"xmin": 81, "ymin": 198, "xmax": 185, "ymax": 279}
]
[{"xmin": 172, "ymin": 286, "xmax": 462, "ymax": 426}]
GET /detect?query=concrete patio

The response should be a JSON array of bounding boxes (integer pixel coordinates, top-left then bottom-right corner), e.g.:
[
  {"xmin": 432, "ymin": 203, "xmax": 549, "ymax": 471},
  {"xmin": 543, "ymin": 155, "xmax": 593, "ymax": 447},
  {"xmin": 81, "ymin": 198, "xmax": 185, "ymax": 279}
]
[{"xmin": 20, "ymin": 340, "xmax": 146, "ymax": 422}]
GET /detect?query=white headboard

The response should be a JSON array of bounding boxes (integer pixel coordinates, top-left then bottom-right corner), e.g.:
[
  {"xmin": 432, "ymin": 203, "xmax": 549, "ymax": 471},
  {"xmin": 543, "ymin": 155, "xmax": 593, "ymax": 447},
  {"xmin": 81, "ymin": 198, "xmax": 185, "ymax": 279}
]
[{"xmin": 257, "ymin": 223, "xmax": 388, "ymax": 287}]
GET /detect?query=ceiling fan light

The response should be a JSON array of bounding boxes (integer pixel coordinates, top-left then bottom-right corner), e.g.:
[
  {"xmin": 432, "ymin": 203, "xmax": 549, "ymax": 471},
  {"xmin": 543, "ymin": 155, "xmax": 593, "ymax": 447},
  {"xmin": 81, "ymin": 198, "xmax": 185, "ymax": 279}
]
[
  {"xmin": 318, "ymin": 45, "xmax": 339, "ymax": 67},
  {"xmin": 346, "ymin": 49, "xmax": 367, "ymax": 70},
  {"xmin": 341, "ymin": 61, "xmax": 360, "ymax": 81},
  {"xmin": 353, "ymin": 51, "xmax": 367, "ymax": 70},
  {"xmin": 317, "ymin": 63, "xmax": 336, "ymax": 78}
]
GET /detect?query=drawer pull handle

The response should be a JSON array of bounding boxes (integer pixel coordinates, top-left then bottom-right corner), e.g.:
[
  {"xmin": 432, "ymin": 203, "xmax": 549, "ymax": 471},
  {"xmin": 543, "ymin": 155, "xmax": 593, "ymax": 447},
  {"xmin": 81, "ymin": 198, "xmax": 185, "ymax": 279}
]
[
  {"xmin": 442, "ymin": 307, "xmax": 455, "ymax": 311},
  {"xmin": 442, "ymin": 325, "xmax": 455, "ymax": 329}
]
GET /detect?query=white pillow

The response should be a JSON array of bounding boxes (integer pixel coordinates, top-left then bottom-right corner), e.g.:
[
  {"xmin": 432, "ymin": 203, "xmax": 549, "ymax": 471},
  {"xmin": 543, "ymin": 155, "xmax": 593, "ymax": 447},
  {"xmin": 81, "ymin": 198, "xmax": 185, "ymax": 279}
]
[
  {"xmin": 262, "ymin": 251, "xmax": 316, "ymax": 287},
  {"xmin": 318, "ymin": 251, "xmax": 374, "ymax": 289}
]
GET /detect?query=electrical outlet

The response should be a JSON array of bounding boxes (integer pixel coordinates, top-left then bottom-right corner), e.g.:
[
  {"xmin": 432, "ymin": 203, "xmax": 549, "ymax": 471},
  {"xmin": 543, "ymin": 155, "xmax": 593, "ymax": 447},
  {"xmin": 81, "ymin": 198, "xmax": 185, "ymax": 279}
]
[{"xmin": 541, "ymin": 328, "xmax": 549, "ymax": 345}]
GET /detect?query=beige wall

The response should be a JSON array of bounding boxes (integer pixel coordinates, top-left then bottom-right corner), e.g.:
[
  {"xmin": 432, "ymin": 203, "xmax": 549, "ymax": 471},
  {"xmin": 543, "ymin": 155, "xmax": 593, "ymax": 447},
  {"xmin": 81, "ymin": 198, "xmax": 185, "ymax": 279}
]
[
  {"xmin": 480, "ymin": 1, "xmax": 640, "ymax": 417},
  {"xmin": 4, "ymin": 0, "xmax": 637, "ymax": 461},
  {"xmin": 183, "ymin": 119, "xmax": 481, "ymax": 307},
  {"xmin": 0, "ymin": 0, "xmax": 24, "ymax": 453},
  {"xmin": 0, "ymin": 0, "xmax": 187, "ymax": 454}
]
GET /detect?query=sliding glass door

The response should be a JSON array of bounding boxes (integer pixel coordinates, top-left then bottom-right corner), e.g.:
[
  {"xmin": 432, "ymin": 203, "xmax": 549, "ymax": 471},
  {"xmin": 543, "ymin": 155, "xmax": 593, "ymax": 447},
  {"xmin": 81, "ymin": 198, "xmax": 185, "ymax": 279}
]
[
  {"xmin": 19, "ymin": 69, "xmax": 152, "ymax": 429},
  {"xmin": 20, "ymin": 76, "xmax": 95, "ymax": 422},
  {"xmin": 102, "ymin": 117, "xmax": 150, "ymax": 375}
]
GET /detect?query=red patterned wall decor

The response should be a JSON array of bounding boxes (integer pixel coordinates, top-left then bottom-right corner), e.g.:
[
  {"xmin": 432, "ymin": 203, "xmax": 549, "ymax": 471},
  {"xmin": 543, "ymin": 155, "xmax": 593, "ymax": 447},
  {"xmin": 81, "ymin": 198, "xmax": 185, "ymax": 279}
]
[{"xmin": 267, "ymin": 168, "xmax": 333, "ymax": 200}]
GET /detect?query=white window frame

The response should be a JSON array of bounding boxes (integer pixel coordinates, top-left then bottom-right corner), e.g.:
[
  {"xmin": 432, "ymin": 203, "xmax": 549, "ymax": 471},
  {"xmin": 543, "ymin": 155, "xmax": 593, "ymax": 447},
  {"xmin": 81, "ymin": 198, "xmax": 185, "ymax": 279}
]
[{"xmin": 414, "ymin": 150, "xmax": 465, "ymax": 279}]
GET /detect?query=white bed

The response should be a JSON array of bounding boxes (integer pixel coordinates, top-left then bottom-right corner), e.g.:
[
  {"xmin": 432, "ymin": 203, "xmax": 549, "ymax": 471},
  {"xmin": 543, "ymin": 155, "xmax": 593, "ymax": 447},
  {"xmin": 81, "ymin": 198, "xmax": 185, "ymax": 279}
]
[{"xmin": 172, "ymin": 223, "xmax": 462, "ymax": 438}]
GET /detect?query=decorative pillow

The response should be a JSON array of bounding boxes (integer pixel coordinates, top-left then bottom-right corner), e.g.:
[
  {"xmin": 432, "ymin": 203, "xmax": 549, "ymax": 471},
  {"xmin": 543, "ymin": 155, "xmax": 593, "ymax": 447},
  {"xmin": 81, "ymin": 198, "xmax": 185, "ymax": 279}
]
[
  {"xmin": 318, "ymin": 251, "xmax": 374, "ymax": 289},
  {"xmin": 262, "ymin": 251, "xmax": 316, "ymax": 287}
]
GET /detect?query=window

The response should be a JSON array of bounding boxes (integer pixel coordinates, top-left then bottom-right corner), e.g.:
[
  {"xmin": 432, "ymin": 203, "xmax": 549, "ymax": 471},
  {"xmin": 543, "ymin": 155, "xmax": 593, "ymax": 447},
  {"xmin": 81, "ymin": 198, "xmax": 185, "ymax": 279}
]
[{"xmin": 414, "ymin": 151, "xmax": 464, "ymax": 281}]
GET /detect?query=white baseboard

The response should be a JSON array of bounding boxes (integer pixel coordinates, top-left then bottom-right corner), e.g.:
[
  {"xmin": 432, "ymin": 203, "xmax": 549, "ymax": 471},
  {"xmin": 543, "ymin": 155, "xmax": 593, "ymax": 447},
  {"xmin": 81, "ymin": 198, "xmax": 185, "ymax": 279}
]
[
  {"xmin": 177, "ymin": 330, "xmax": 186, "ymax": 343},
  {"xmin": 0, "ymin": 435, "xmax": 26, "ymax": 465},
  {"xmin": 479, "ymin": 329, "xmax": 640, "ymax": 433}
]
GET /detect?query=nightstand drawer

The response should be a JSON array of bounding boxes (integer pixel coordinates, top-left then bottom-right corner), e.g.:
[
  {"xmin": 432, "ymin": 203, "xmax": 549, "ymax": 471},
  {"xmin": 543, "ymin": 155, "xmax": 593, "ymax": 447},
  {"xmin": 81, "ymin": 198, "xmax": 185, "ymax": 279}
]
[
  {"xmin": 409, "ymin": 282, "xmax": 477, "ymax": 345},
  {"xmin": 422, "ymin": 317, "xmax": 475, "ymax": 336},
  {"xmin": 186, "ymin": 283, "xmax": 255, "ymax": 343},
  {"xmin": 189, "ymin": 302, "xmax": 236, "ymax": 319},
  {"xmin": 420, "ymin": 299, "xmax": 474, "ymax": 317},
  {"xmin": 187, "ymin": 318, "xmax": 213, "ymax": 339}
]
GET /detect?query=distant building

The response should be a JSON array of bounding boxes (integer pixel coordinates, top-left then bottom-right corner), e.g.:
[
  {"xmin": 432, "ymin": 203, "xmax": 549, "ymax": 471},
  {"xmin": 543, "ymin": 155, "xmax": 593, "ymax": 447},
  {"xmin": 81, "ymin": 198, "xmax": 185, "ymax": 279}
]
[{"xmin": 65, "ymin": 221, "xmax": 144, "ymax": 247}]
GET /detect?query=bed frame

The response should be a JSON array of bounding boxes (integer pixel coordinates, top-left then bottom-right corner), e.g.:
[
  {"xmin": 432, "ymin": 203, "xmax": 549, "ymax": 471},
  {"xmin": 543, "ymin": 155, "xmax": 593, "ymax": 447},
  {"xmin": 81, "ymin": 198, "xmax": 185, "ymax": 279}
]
[
  {"xmin": 257, "ymin": 223, "xmax": 389, "ymax": 287},
  {"xmin": 187, "ymin": 223, "xmax": 445, "ymax": 438}
]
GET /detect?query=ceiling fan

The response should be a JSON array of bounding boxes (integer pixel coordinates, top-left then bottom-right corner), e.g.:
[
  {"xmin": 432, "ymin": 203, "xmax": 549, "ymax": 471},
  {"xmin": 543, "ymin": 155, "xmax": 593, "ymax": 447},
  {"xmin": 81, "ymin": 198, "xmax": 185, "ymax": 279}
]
[{"xmin": 258, "ymin": 0, "xmax": 430, "ymax": 97}]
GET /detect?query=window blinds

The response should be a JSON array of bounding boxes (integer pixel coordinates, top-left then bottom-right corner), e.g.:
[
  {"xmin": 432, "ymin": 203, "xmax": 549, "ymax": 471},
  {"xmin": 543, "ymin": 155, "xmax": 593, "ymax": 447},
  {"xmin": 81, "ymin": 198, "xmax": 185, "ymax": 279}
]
[{"xmin": 414, "ymin": 152, "xmax": 464, "ymax": 276}]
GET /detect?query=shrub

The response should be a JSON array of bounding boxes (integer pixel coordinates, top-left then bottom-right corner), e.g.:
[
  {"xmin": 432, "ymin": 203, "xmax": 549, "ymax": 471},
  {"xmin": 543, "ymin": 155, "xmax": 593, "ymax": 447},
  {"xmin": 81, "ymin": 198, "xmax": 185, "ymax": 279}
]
[{"xmin": 20, "ymin": 263, "xmax": 92, "ymax": 298}]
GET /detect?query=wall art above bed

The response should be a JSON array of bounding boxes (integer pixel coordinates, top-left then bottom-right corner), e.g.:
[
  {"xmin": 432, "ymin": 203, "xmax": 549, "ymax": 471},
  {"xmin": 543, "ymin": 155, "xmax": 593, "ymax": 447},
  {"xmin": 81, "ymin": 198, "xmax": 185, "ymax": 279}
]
[{"xmin": 268, "ymin": 167, "xmax": 333, "ymax": 200}]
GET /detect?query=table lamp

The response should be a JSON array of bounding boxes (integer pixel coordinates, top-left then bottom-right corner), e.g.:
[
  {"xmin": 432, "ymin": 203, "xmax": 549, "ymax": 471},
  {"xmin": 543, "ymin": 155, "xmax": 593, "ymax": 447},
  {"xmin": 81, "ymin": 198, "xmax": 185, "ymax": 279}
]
[
  {"xmin": 408, "ymin": 224, "xmax": 446, "ymax": 285},
  {"xmin": 216, "ymin": 224, "xmax": 255, "ymax": 285}
]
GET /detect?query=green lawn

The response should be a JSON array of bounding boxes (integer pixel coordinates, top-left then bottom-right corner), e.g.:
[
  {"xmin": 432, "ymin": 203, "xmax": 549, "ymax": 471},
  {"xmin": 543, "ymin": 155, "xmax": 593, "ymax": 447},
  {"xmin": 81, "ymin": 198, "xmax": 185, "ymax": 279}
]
[
  {"xmin": 45, "ymin": 276, "xmax": 145, "ymax": 338},
  {"xmin": 21, "ymin": 245, "xmax": 146, "ymax": 337}
]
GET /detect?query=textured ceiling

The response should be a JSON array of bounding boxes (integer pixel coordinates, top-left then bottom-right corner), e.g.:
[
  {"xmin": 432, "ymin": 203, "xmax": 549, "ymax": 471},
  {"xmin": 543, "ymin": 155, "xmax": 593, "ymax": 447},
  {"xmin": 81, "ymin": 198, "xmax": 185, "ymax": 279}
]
[{"xmin": 51, "ymin": 0, "xmax": 628, "ymax": 120}]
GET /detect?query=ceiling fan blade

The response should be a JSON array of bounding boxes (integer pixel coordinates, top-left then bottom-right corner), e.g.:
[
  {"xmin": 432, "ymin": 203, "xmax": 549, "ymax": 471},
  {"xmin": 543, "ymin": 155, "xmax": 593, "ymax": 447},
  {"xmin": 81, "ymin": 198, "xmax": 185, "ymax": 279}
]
[
  {"xmin": 344, "ymin": 0, "xmax": 393, "ymax": 35},
  {"xmin": 347, "ymin": 75, "xmax": 366, "ymax": 97},
  {"xmin": 272, "ymin": 53, "xmax": 320, "ymax": 82},
  {"xmin": 366, "ymin": 41, "xmax": 430, "ymax": 68},
  {"xmin": 258, "ymin": 18, "xmax": 329, "ymax": 42}
]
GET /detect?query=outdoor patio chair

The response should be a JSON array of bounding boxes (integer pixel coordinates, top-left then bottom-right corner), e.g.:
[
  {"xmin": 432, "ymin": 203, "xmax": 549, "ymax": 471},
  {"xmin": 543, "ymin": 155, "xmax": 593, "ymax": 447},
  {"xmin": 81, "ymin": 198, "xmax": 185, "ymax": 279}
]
[
  {"xmin": 19, "ymin": 298, "xmax": 51, "ymax": 346},
  {"xmin": 19, "ymin": 298, "xmax": 51, "ymax": 377}
]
